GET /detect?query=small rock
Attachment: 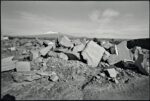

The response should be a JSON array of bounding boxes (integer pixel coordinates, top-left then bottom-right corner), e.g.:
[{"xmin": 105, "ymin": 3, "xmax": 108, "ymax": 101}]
[
  {"xmin": 58, "ymin": 53, "xmax": 68, "ymax": 60},
  {"xmin": 102, "ymin": 50, "xmax": 110, "ymax": 61},
  {"xmin": 105, "ymin": 68, "xmax": 118, "ymax": 78},
  {"xmin": 100, "ymin": 40, "xmax": 113, "ymax": 49}
]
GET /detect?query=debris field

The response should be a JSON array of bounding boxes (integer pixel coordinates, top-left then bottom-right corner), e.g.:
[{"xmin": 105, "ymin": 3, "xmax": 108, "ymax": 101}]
[{"xmin": 1, "ymin": 36, "xmax": 149, "ymax": 100}]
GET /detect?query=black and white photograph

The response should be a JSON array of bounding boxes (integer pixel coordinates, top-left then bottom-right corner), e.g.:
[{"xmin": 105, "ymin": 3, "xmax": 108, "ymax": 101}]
[{"xmin": 1, "ymin": 1, "xmax": 149, "ymax": 100}]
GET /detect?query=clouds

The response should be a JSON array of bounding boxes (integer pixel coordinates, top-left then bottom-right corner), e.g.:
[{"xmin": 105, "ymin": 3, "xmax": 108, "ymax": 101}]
[
  {"xmin": 1, "ymin": 1, "xmax": 149, "ymax": 39},
  {"xmin": 89, "ymin": 9, "xmax": 119, "ymax": 25}
]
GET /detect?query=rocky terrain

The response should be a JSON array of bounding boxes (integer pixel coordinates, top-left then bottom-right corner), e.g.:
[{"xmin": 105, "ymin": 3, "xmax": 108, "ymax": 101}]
[{"xmin": 1, "ymin": 35, "xmax": 149, "ymax": 100}]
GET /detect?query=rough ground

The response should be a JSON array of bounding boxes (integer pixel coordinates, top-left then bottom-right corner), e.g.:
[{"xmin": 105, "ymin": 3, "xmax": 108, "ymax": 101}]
[
  {"xmin": 1, "ymin": 38, "xmax": 149, "ymax": 100},
  {"xmin": 1, "ymin": 57, "xmax": 149, "ymax": 100}
]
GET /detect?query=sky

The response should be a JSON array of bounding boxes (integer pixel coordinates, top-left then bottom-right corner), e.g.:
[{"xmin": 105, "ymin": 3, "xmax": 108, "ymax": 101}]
[{"xmin": 1, "ymin": 1, "xmax": 149, "ymax": 39}]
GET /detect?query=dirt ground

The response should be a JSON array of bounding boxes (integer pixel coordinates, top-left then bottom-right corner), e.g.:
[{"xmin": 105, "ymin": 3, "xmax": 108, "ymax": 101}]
[
  {"xmin": 1, "ymin": 38, "xmax": 149, "ymax": 100},
  {"xmin": 1, "ymin": 58, "xmax": 149, "ymax": 100}
]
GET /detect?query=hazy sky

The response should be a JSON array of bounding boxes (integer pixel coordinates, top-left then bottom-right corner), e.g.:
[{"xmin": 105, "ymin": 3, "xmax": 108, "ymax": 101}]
[{"xmin": 1, "ymin": 1, "xmax": 149, "ymax": 39}]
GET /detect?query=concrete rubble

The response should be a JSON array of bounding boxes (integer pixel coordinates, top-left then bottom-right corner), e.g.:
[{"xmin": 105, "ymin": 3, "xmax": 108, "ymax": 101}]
[
  {"xmin": 1, "ymin": 35, "xmax": 149, "ymax": 88},
  {"xmin": 81, "ymin": 40, "xmax": 105, "ymax": 67},
  {"xmin": 39, "ymin": 45, "xmax": 53, "ymax": 56},
  {"xmin": 57, "ymin": 36, "xmax": 74, "ymax": 48},
  {"xmin": 16, "ymin": 61, "xmax": 31, "ymax": 72},
  {"xmin": 108, "ymin": 41, "xmax": 133, "ymax": 65},
  {"xmin": 1, "ymin": 56, "xmax": 17, "ymax": 72}
]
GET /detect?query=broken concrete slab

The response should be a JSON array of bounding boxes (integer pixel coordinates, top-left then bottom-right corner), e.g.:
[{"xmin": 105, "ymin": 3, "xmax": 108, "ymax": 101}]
[
  {"xmin": 73, "ymin": 44, "xmax": 85, "ymax": 52},
  {"xmin": 81, "ymin": 41, "xmax": 105, "ymax": 67},
  {"xmin": 39, "ymin": 45, "xmax": 53, "ymax": 56},
  {"xmin": 135, "ymin": 53, "xmax": 149, "ymax": 75},
  {"xmin": 58, "ymin": 36, "xmax": 73, "ymax": 48},
  {"xmin": 16, "ymin": 61, "xmax": 31, "ymax": 72},
  {"xmin": 108, "ymin": 41, "xmax": 133, "ymax": 65},
  {"xmin": 1, "ymin": 56, "xmax": 17, "ymax": 72}
]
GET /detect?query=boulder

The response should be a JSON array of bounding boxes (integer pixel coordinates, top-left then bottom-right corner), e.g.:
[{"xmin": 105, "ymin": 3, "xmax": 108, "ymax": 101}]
[
  {"xmin": 81, "ymin": 41, "xmax": 105, "ymax": 67},
  {"xmin": 39, "ymin": 45, "xmax": 53, "ymax": 56},
  {"xmin": 102, "ymin": 50, "xmax": 110, "ymax": 61},
  {"xmin": 1, "ymin": 56, "xmax": 17, "ymax": 72},
  {"xmin": 16, "ymin": 61, "xmax": 31, "ymax": 71},
  {"xmin": 73, "ymin": 44, "xmax": 85, "ymax": 52},
  {"xmin": 58, "ymin": 36, "xmax": 73, "ymax": 48},
  {"xmin": 135, "ymin": 53, "xmax": 149, "ymax": 75},
  {"xmin": 108, "ymin": 41, "xmax": 133, "ymax": 65}
]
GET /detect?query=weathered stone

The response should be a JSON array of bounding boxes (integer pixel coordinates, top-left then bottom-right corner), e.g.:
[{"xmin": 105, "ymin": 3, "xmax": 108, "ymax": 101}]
[
  {"xmin": 12, "ymin": 54, "xmax": 30, "ymax": 61},
  {"xmin": 12, "ymin": 72, "xmax": 41, "ymax": 82},
  {"xmin": 135, "ymin": 53, "xmax": 149, "ymax": 75},
  {"xmin": 100, "ymin": 40, "xmax": 113, "ymax": 49},
  {"xmin": 72, "ymin": 39, "xmax": 82, "ymax": 46},
  {"xmin": 108, "ymin": 41, "xmax": 133, "ymax": 65},
  {"xmin": 102, "ymin": 50, "xmax": 110, "ymax": 61},
  {"xmin": 58, "ymin": 36, "xmax": 73, "ymax": 48},
  {"xmin": 39, "ymin": 45, "xmax": 53, "ymax": 56},
  {"xmin": 73, "ymin": 44, "xmax": 85, "ymax": 52},
  {"xmin": 105, "ymin": 68, "xmax": 118, "ymax": 78},
  {"xmin": 58, "ymin": 53, "xmax": 68, "ymax": 60},
  {"xmin": 132, "ymin": 46, "xmax": 143, "ymax": 61},
  {"xmin": 48, "ymin": 51, "xmax": 58, "ymax": 57},
  {"xmin": 81, "ymin": 41, "xmax": 105, "ymax": 67},
  {"xmin": 30, "ymin": 50, "xmax": 39, "ymax": 60},
  {"xmin": 16, "ymin": 61, "xmax": 31, "ymax": 71},
  {"xmin": 1, "ymin": 56, "xmax": 17, "ymax": 72}
]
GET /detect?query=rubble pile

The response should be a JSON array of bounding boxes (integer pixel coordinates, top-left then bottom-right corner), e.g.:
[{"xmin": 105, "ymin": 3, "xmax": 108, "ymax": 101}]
[{"xmin": 1, "ymin": 35, "xmax": 149, "ymax": 100}]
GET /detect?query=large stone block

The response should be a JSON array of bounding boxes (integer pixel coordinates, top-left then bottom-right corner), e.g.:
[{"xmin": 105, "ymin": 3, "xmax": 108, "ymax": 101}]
[
  {"xmin": 108, "ymin": 41, "xmax": 133, "ymax": 65},
  {"xmin": 1, "ymin": 56, "xmax": 17, "ymax": 72},
  {"xmin": 16, "ymin": 61, "xmax": 31, "ymax": 71},
  {"xmin": 58, "ymin": 36, "xmax": 73, "ymax": 48},
  {"xmin": 81, "ymin": 41, "xmax": 105, "ymax": 67},
  {"xmin": 73, "ymin": 44, "xmax": 85, "ymax": 52}
]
